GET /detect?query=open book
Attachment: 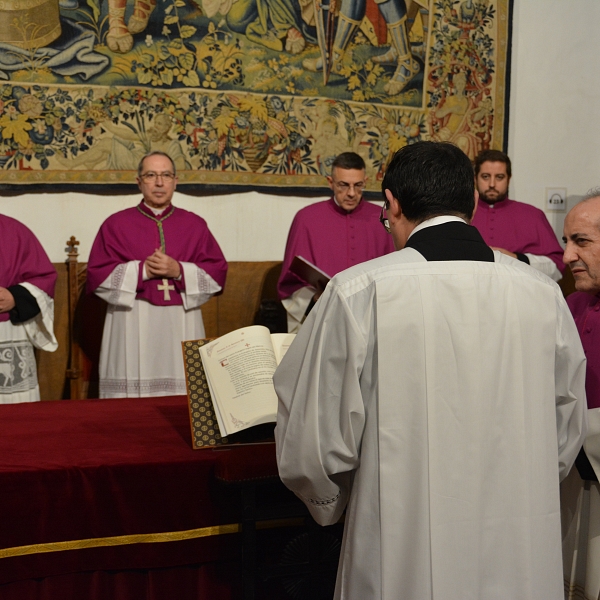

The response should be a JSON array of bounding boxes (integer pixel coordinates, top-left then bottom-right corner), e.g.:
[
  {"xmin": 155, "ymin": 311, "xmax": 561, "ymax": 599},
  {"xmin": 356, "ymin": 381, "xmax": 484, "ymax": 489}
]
[
  {"xmin": 195, "ymin": 325, "xmax": 295, "ymax": 438},
  {"xmin": 290, "ymin": 255, "xmax": 331, "ymax": 290}
]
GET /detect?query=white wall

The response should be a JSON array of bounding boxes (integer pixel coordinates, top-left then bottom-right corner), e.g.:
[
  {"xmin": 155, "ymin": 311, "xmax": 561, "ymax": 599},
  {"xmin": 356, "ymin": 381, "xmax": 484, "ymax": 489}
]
[
  {"xmin": 0, "ymin": 190, "xmax": 318, "ymax": 263},
  {"xmin": 2, "ymin": 1, "xmax": 598, "ymax": 262},
  {"xmin": 507, "ymin": 1, "xmax": 600, "ymax": 239}
]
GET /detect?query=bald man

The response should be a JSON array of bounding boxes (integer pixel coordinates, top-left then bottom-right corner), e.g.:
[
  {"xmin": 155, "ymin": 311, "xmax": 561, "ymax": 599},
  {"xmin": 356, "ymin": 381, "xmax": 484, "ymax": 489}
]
[{"xmin": 562, "ymin": 190, "xmax": 600, "ymax": 600}]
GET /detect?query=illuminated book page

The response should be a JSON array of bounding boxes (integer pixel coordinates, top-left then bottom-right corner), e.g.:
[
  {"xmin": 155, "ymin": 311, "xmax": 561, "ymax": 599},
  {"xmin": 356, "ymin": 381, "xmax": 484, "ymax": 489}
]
[{"xmin": 199, "ymin": 325, "xmax": 283, "ymax": 436}]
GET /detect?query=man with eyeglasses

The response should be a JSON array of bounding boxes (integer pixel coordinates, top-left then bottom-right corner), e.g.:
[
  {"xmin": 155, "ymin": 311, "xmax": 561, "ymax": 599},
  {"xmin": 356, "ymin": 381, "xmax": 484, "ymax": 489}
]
[
  {"xmin": 274, "ymin": 141, "xmax": 586, "ymax": 600},
  {"xmin": 277, "ymin": 152, "xmax": 394, "ymax": 332},
  {"xmin": 87, "ymin": 151, "xmax": 227, "ymax": 398}
]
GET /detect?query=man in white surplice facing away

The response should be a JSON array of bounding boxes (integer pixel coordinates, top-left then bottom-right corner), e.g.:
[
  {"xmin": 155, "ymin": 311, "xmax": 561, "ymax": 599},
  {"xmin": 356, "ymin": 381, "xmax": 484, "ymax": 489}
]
[
  {"xmin": 87, "ymin": 151, "xmax": 227, "ymax": 398},
  {"xmin": 274, "ymin": 141, "xmax": 588, "ymax": 600}
]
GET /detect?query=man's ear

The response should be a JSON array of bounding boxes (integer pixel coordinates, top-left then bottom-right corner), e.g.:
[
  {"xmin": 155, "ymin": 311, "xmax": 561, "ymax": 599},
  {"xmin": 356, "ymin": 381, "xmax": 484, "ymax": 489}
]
[
  {"xmin": 469, "ymin": 190, "xmax": 479, "ymax": 222},
  {"xmin": 384, "ymin": 188, "xmax": 401, "ymax": 219}
]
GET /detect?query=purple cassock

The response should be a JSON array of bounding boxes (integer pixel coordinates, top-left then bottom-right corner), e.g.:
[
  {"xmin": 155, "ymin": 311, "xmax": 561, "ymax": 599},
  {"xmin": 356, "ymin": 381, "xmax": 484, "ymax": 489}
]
[
  {"xmin": 471, "ymin": 198, "xmax": 565, "ymax": 274},
  {"xmin": 277, "ymin": 198, "xmax": 395, "ymax": 299},
  {"xmin": 87, "ymin": 202, "xmax": 227, "ymax": 399},
  {"xmin": 568, "ymin": 292, "xmax": 600, "ymax": 409},
  {"xmin": 87, "ymin": 202, "xmax": 228, "ymax": 300},
  {"xmin": 0, "ymin": 215, "xmax": 56, "ymax": 323}
]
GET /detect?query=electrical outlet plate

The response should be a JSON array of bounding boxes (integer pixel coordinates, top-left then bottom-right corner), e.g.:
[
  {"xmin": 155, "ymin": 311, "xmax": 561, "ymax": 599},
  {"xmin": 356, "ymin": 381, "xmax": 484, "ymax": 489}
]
[{"xmin": 546, "ymin": 188, "xmax": 567, "ymax": 212}]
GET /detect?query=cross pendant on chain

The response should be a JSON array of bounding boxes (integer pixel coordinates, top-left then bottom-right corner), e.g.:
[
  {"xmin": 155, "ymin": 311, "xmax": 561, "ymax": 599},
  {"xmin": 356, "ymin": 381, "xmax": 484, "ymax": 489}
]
[{"xmin": 157, "ymin": 278, "xmax": 175, "ymax": 301}]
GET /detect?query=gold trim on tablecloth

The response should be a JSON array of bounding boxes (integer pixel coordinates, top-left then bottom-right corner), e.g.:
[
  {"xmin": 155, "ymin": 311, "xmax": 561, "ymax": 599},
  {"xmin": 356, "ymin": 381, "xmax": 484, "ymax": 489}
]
[
  {"xmin": 0, "ymin": 523, "xmax": 241, "ymax": 559},
  {"xmin": 0, "ymin": 517, "xmax": 309, "ymax": 559}
]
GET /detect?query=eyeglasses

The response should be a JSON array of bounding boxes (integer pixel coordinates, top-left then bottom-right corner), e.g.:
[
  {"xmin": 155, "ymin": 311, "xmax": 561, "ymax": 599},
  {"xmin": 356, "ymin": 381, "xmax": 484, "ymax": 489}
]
[
  {"xmin": 333, "ymin": 181, "xmax": 365, "ymax": 192},
  {"xmin": 140, "ymin": 172, "xmax": 176, "ymax": 182},
  {"xmin": 380, "ymin": 201, "xmax": 391, "ymax": 233}
]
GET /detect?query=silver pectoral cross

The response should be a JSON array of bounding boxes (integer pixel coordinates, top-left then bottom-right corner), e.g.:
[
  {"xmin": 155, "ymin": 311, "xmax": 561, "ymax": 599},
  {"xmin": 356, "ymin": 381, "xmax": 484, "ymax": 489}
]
[{"xmin": 157, "ymin": 278, "xmax": 175, "ymax": 301}]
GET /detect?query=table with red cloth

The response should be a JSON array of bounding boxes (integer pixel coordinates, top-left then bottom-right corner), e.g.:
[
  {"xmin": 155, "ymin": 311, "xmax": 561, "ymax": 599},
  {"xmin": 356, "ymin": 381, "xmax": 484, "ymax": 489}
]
[{"xmin": 0, "ymin": 395, "xmax": 278, "ymax": 599}]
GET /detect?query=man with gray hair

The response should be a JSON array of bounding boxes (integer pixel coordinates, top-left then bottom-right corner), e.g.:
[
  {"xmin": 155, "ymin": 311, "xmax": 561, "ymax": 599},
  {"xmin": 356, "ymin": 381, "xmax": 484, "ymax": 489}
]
[
  {"xmin": 87, "ymin": 151, "xmax": 227, "ymax": 398},
  {"xmin": 562, "ymin": 189, "xmax": 600, "ymax": 599},
  {"xmin": 278, "ymin": 151, "xmax": 394, "ymax": 332}
]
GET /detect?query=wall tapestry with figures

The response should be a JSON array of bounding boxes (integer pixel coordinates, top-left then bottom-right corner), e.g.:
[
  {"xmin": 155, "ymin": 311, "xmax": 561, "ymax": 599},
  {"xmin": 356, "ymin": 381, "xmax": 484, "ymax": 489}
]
[{"xmin": 0, "ymin": 0, "xmax": 511, "ymax": 191}]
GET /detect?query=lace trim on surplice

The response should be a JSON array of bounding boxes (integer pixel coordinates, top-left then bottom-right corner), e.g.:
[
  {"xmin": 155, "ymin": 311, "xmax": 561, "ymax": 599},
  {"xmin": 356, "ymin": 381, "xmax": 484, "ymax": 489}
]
[
  {"xmin": 0, "ymin": 340, "xmax": 38, "ymax": 394},
  {"xmin": 195, "ymin": 267, "xmax": 222, "ymax": 297},
  {"xmin": 109, "ymin": 263, "xmax": 128, "ymax": 305},
  {"xmin": 100, "ymin": 377, "xmax": 187, "ymax": 397},
  {"xmin": 307, "ymin": 491, "xmax": 341, "ymax": 506}
]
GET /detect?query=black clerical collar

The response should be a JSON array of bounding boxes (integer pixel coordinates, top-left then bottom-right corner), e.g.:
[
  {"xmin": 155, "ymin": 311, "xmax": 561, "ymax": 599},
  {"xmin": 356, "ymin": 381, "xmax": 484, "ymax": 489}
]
[{"xmin": 405, "ymin": 221, "xmax": 494, "ymax": 262}]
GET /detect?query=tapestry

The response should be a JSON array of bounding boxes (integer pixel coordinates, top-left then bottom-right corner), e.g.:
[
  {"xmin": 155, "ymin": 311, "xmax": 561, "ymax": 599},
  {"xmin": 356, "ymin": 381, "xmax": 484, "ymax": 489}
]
[{"xmin": 0, "ymin": 0, "xmax": 511, "ymax": 191}]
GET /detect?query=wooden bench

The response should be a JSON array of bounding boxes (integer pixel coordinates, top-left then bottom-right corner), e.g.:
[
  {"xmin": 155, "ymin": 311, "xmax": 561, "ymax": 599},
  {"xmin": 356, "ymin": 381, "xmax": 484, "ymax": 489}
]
[{"xmin": 37, "ymin": 238, "xmax": 284, "ymax": 400}]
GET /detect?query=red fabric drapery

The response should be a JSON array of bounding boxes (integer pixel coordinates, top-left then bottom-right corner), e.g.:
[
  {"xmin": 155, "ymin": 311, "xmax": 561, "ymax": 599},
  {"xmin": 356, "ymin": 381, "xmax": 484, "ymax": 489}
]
[{"xmin": 0, "ymin": 396, "xmax": 257, "ymax": 597}]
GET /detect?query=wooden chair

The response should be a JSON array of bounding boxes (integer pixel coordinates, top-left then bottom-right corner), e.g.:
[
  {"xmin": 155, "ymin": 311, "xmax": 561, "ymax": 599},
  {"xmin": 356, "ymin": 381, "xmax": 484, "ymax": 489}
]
[
  {"xmin": 201, "ymin": 261, "xmax": 284, "ymax": 338},
  {"xmin": 35, "ymin": 238, "xmax": 79, "ymax": 399}
]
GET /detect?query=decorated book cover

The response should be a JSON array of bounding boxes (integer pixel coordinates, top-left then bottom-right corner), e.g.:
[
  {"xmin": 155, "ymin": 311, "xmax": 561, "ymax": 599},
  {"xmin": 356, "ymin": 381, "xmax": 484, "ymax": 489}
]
[
  {"xmin": 182, "ymin": 338, "xmax": 231, "ymax": 449},
  {"xmin": 182, "ymin": 335, "xmax": 282, "ymax": 449}
]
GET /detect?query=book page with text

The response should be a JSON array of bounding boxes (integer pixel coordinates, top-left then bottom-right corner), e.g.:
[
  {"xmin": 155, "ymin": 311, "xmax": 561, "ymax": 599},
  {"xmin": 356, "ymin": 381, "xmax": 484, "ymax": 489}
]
[
  {"xmin": 200, "ymin": 325, "xmax": 279, "ymax": 436},
  {"xmin": 271, "ymin": 333, "xmax": 296, "ymax": 364}
]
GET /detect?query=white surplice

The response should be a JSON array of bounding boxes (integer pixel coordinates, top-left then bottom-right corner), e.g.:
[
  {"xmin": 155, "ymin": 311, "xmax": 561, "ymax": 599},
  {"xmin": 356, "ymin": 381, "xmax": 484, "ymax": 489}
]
[
  {"xmin": 274, "ymin": 247, "xmax": 587, "ymax": 600},
  {"xmin": 95, "ymin": 260, "xmax": 221, "ymax": 398},
  {"xmin": 0, "ymin": 284, "xmax": 57, "ymax": 404},
  {"xmin": 562, "ymin": 407, "xmax": 600, "ymax": 600}
]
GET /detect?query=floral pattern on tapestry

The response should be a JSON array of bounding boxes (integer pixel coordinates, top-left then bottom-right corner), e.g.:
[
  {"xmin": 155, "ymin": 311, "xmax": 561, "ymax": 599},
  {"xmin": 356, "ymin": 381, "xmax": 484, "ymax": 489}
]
[{"xmin": 0, "ymin": 0, "xmax": 510, "ymax": 189}]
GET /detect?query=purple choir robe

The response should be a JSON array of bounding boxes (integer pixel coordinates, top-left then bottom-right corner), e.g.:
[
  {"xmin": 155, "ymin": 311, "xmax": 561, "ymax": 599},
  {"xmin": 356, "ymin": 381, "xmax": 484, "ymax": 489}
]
[
  {"xmin": 88, "ymin": 202, "xmax": 227, "ymax": 398},
  {"xmin": 0, "ymin": 215, "xmax": 57, "ymax": 403},
  {"xmin": 277, "ymin": 198, "xmax": 395, "ymax": 299},
  {"xmin": 0, "ymin": 215, "xmax": 56, "ymax": 322},
  {"xmin": 472, "ymin": 198, "xmax": 565, "ymax": 274},
  {"xmin": 87, "ymin": 202, "xmax": 227, "ymax": 301},
  {"xmin": 568, "ymin": 291, "xmax": 600, "ymax": 409}
]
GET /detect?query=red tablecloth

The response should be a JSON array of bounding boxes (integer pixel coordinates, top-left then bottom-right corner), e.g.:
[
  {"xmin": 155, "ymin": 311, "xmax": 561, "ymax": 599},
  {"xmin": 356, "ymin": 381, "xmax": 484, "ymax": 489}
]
[{"xmin": 0, "ymin": 395, "xmax": 267, "ymax": 598}]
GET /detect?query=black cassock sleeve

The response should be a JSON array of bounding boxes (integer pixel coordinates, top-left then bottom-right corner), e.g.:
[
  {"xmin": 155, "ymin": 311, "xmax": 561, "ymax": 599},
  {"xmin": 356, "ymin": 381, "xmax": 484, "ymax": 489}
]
[{"xmin": 7, "ymin": 285, "xmax": 41, "ymax": 324}]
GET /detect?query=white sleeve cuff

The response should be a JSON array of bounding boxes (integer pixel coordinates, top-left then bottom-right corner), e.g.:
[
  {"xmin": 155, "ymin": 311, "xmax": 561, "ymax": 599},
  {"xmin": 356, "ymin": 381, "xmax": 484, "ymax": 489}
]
[
  {"xmin": 93, "ymin": 261, "xmax": 140, "ymax": 308},
  {"xmin": 281, "ymin": 286, "xmax": 316, "ymax": 333},
  {"xmin": 525, "ymin": 254, "xmax": 562, "ymax": 282},
  {"xmin": 180, "ymin": 262, "xmax": 222, "ymax": 310},
  {"xmin": 19, "ymin": 283, "xmax": 58, "ymax": 351}
]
